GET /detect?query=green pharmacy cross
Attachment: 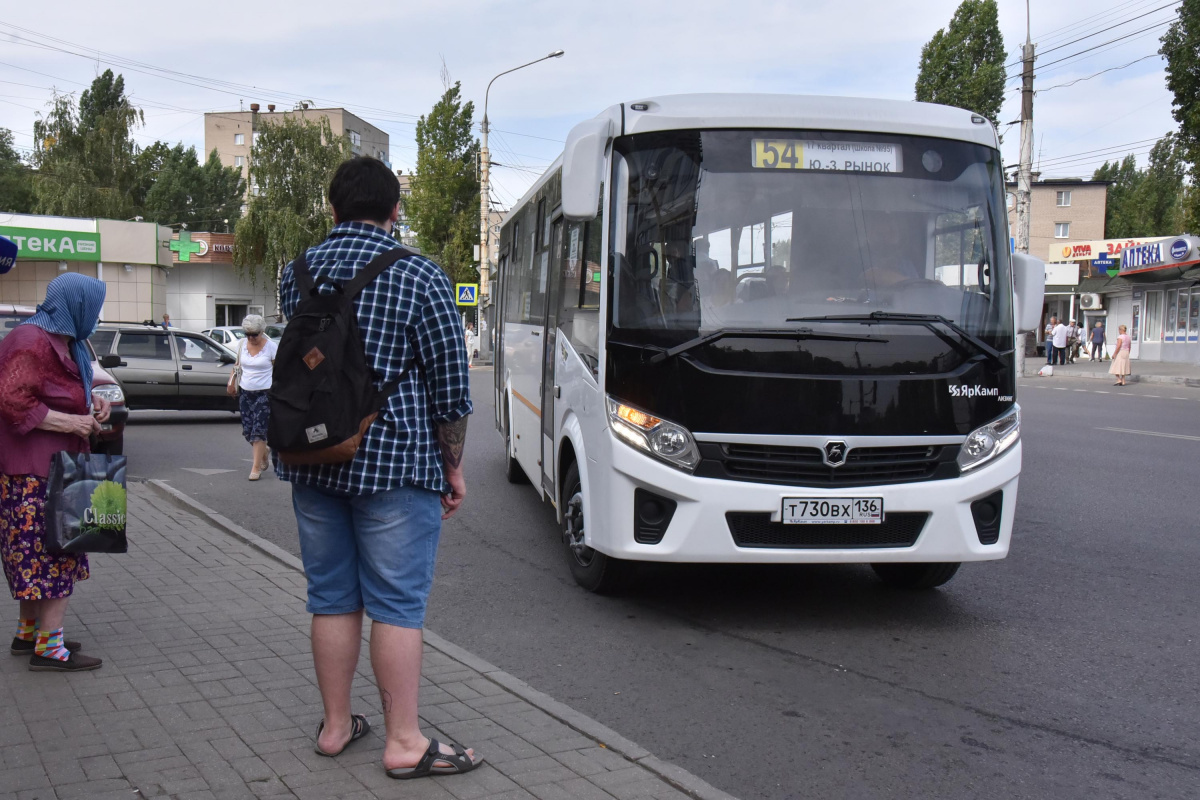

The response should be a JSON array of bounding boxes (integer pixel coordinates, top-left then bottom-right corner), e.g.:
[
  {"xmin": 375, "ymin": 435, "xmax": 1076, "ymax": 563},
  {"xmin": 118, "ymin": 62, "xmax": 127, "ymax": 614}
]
[{"xmin": 170, "ymin": 230, "xmax": 204, "ymax": 262}]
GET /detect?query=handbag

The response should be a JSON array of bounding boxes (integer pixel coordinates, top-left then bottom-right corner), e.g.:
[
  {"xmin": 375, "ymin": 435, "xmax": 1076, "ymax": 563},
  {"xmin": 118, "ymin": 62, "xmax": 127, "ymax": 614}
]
[
  {"xmin": 43, "ymin": 451, "xmax": 129, "ymax": 554},
  {"xmin": 226, "ymin": 339, "xmax": 244, "ymax": 397}
]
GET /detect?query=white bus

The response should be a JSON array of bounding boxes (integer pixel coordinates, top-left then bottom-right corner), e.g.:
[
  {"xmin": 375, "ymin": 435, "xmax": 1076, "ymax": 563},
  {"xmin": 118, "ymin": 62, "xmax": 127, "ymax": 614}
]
[{"xmin": 493, "ymin": 94, "xmax": 1044, "ymax": 593}]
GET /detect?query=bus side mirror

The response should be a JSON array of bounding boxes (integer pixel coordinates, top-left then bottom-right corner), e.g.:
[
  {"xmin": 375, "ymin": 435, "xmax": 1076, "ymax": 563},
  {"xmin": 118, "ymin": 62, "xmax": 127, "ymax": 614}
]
[
  {"xmin": 1010, "ymin": 252, "xmax": 1045, "ymax": 334},
  {"xmin": 562, "ymin": 117, "xmax": 613, "ymax": 221}
]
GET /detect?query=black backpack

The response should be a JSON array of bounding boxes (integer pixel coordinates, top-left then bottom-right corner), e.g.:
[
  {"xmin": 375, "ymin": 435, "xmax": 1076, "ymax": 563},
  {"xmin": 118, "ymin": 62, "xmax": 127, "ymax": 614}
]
[{"xmin": 268, "ymin": 247, "xmax": 412, "ymax": 465}]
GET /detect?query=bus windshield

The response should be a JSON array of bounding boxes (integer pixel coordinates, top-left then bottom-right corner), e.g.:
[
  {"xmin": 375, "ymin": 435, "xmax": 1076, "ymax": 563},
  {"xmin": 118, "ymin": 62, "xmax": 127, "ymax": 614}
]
[{"xmin": 611, "ymin": 129, "xmax": 1014, "ymax": 351}]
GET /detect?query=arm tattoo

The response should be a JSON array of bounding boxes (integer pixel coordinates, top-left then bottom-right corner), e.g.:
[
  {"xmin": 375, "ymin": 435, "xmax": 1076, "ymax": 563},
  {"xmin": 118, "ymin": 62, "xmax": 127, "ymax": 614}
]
[
  {"xmin": 380, "ymin": 688, "xmax": 392, "ymax": 713},
  {"xmin": 437, "ymin": 416, "xmax": 468, "ymax": 470}
]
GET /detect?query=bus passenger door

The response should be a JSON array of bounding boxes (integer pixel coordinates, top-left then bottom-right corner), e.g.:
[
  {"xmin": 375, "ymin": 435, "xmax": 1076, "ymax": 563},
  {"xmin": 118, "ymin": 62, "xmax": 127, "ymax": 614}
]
[{"xmin": 540, "ymin": 217, "xmax": 565, "ymax": 496}]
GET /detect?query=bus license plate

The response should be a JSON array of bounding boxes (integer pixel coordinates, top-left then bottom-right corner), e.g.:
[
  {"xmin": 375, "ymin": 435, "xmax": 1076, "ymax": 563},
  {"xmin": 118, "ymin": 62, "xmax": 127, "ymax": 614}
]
[{"xmin": 782, "ymin": 498, "xmax": 883, "ymax": 525}]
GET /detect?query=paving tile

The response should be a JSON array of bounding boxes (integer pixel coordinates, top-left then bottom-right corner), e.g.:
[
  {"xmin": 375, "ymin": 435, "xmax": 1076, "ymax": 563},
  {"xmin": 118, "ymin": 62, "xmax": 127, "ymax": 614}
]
[{"xmin": 0, "ymin": 486, "xmax": 708, "ymax": 800}]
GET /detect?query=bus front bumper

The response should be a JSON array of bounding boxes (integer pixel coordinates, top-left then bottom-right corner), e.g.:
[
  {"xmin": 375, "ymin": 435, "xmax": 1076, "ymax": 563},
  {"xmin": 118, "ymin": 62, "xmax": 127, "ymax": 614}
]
[{"xmin": 593, "ymin": 438, "xmax": 1021, "ymax": 564}]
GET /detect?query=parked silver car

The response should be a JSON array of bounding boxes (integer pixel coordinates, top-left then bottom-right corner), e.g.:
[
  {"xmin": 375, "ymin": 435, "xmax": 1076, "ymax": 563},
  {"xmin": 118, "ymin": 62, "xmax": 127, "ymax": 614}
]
[
  {"xmin": 203, "ymin": 322, "xmax": 286, "ymax": 346},
  {"xmin": 91, "ymin": 323, "xmax": 239, "ymax": 411}
]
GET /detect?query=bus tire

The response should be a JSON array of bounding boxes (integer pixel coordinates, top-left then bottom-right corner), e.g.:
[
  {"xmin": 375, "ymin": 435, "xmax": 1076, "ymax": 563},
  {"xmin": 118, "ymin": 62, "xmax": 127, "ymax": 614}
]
[
  {"xmin": 561, "ymin": 461, "xmax": 630, "ymax": 595},
  {"xmin": 504, "ymin": 404, "xmax": 528, "ymax": 485},
  {"xmin": 871, "ymin": 562, "xmax": 961, "ymax": 590}
]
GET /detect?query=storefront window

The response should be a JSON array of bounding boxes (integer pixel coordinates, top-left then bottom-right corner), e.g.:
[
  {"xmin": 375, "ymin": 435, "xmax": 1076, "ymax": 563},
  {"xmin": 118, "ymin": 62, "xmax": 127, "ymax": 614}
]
[
  {"xmin": 1165, "ymin": 289, "xmax": 1177, "ymax": 342},
  {"xmin": 1144, "ymin": 291, "xmax": 1162, "ymax": 343},
  {"xmin": 1190, "ymin": 291, "xmax": 1200, "ymax": 343},
  {"xmin": 1178, "ymin": 290, "xmax": 1190, "ymax": 341}
]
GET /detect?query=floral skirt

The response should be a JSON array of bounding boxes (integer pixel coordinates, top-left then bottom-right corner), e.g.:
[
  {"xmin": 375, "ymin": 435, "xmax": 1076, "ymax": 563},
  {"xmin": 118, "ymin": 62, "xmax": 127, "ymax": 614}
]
[
  {"xmin": 0, "ymin": 474, "xmax": 89, "ymax": 600},
  {"xmin": 240, "ymin": 389, "xmax": 271, "ymax": 443}
]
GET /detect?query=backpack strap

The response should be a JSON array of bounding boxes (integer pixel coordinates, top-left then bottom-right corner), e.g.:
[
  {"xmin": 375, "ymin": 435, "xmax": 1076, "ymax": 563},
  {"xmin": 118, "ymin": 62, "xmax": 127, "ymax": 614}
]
[
  {"xmin": 343, "ymin": 247, "xmax": 417, "ymax": 299},
  {"xmin": 291, "ymin": 251, "xmax": 316, "ymax": 296}
]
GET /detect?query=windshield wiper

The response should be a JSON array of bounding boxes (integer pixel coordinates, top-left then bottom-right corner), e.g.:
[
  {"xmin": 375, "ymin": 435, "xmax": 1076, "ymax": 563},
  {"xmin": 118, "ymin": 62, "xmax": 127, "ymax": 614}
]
[
  {"xmin": 644, "ymin": 327, "xmax": 887, "ymax": 365},
  {"xmin": 786, "ymin": 311, "xmax": 1003, "ymax": 364}
]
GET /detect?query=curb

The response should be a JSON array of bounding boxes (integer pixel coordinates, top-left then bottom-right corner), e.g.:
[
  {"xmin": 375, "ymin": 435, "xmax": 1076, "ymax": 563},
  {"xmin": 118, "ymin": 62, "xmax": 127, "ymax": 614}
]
[
  {"xmin": 1021, "ymin": 369, "xmax": 1200, "ymax": 387},
  {"xmin": 141, "ymin": 479, "xmax": 737, "ymax": 800}
]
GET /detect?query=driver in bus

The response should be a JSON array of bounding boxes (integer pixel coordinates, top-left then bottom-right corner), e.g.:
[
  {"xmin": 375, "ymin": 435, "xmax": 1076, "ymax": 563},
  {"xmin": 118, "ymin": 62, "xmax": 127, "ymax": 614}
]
[{"xmin": 861, "ymin": 212, "xmax": 924, "ymax": 288}]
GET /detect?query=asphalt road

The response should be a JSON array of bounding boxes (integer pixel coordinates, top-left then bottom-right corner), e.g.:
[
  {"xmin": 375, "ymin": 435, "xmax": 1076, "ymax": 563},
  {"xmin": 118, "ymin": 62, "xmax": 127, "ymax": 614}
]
[{"xmin": 122, "ymin": 372, "xmax": 1200, "ymax": 800}]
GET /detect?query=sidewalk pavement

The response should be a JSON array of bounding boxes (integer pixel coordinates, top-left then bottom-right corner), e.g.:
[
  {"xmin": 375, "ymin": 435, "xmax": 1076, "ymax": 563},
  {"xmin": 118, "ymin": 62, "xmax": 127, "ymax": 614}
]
[
  {"xmin": 1, "ymin": 483, "xmax": 735, "ymax": 800},
  {"xmin": 1021, "ymin": 356, "xmax": 1200, "ymax": 387}
]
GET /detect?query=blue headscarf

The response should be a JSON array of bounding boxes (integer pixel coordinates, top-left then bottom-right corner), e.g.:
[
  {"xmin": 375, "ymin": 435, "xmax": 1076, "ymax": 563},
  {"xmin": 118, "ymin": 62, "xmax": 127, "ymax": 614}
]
[{"xmin": 23, "ymin": 273, "xmax": 107, "ymax": 408}]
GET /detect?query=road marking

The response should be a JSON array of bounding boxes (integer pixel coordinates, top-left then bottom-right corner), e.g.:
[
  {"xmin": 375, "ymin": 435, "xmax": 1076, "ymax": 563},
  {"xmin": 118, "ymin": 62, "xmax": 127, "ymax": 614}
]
[
  {"xmin": 1097, "ymin": 427, "xmax": 1200, "ymax": 442},
  {"xmin": 180, "ymin": 468, "xmax": 237, "ymax": 475},
  {"xmin": 1053, "ymin": 387, "xmax": 1068, "ymax": 391},
  {"xmin": 1145, "ymin": 395, "xmax": 1160, "ymax": 398},
  {"xmin": 1073, "ymin": 389, "xmax": 1088, "ymax": 392},
  {"xmin": 1095, "ymin": 391, "xmax": 1109, "ymax": 394}
]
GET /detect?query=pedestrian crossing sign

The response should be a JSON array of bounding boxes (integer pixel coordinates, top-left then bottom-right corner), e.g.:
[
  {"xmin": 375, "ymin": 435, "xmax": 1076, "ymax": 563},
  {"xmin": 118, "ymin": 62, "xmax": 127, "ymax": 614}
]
[{"xmin": 456, "ymin": 283, "xmax": 479, "ymax": 306}]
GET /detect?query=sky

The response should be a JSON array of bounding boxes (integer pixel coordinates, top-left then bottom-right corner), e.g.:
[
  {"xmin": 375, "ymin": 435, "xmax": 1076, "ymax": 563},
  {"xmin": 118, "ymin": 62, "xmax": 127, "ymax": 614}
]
[{"xmin": 0, "ymin": 0, "xmax": 1181, "ymax": 212}]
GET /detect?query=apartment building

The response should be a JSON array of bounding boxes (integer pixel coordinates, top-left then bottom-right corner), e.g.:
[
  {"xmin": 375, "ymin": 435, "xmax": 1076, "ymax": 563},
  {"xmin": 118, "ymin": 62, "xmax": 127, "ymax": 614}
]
[
  {"xmin": 1005, "ymin": 178, "xmax": 1108, "ymax": 264},
  {"xmin": 204, "ymin": 105, "xmax": 390, "ymax": 196}
]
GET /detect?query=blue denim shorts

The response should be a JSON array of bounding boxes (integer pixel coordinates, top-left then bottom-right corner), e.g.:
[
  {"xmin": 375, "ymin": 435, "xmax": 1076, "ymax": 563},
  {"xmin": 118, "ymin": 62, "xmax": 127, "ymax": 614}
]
[{"xmin": 291, "ymin": 483, "xmax": 442, "ymax": 628}]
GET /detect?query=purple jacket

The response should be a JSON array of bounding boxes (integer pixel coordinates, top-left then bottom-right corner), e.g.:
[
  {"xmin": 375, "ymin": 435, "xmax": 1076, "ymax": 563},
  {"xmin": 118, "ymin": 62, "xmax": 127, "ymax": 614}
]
[{"xmin": 0, "ymin": 325, "xmax": 89, "ymax": 478}]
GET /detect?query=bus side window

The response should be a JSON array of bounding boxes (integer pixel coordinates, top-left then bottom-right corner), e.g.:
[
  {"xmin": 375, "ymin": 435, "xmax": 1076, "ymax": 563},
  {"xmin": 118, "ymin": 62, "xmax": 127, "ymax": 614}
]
[{"xmin": 558, "ymin": 220, "xmax": 601, "ymax": 368}]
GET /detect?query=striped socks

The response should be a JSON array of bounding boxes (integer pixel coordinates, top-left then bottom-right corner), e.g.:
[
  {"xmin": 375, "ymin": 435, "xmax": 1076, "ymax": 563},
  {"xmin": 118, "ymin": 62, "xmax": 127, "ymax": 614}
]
[
  {"xmin": 34, "ymin": 628, "xmax": 70, "ymax": 661},
  {"xmin": 15, "ymin": 618, "xmax": 36, "ymax": 642}
]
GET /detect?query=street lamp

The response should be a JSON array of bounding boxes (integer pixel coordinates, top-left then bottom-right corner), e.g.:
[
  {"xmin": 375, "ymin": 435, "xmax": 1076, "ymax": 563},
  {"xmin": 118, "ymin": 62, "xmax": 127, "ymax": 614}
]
[{"xmin": 479, "ymin": 49, "xmax": 564, "ymax": 357}]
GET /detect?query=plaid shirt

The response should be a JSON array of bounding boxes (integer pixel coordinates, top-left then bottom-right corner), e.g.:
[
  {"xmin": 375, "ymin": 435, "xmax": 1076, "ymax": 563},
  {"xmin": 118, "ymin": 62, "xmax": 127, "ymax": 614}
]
[{"xmin": 275, "ymin": 222, "xmax": 472, "ymax": 495}]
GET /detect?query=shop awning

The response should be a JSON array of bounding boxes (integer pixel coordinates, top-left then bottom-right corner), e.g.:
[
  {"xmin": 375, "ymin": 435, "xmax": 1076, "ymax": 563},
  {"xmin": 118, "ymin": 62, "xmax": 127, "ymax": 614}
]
[{"xmin": 1044, "ymin": 284, "xmax": 1078, "ymax": 295}]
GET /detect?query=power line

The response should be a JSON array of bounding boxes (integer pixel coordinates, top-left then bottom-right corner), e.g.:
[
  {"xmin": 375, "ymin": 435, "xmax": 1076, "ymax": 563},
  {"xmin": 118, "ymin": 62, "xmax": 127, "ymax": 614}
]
[
  {"xmin": 1025, "ymin": 0, "xmax": 1165, "ymax": 50},
  {"xmin": 1004, "ymin": 1, "xmax": 1178, "ymax": 68},
  {"xmin": 1038, "ymin": 52, "xmax": 1164, "ymax": 92}
]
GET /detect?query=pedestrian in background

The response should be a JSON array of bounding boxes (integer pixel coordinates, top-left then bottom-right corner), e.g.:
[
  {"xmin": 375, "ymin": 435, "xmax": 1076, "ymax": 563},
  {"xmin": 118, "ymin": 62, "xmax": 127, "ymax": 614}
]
[
  {"xmin": 234, "ymin": 314, "xmax": 277, "ymax": 480},
  {"xmin": 0, "ymin": 273, "xmax": 108, "ymax": 672},
  {"xmin": 465, "ymin": 323, "xmax": 476, "ymax": 369},
  {"xmin": 1052, "ymin": 317, "xmax": 1070, "ymax": 366},
  {"xmin": 1067, "ymin": 319, "xmax": 1081, "ymax": 363},
  {"xmin": 1109, "ymin": 324, "xmax": 1132, "ymax": 386},
  {"xmin": 1089, "ymin": 322, "xmax": 1106, "ymax": 361},
  {"xmin": 1044, "ymin": 316, "xmax": 1057, "ymax": 364},
  {"xmin": 276, "ymin": 157, "xmax": 480, "ymax": 779}
]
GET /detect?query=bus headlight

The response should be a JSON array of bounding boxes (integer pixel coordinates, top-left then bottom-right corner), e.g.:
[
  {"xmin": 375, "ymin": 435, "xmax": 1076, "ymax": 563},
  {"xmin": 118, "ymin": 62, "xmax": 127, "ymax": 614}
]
[
  {"xmin": 606, "ymin": 396, "xmax": 700, "ymax": 472},
  {"xmin": 957, "ymin": 405, "xmax": 1020, "ymax": 472}
]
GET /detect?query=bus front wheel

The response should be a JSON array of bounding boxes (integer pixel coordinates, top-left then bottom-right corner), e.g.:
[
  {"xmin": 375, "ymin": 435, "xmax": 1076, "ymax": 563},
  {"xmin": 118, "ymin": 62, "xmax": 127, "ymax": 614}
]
[
  {"xmin": 561, "ymin": 462, "xmax": 630, "ymax": 594},
  {"xmin": 871, "ymin": 562, "xmax": 961, "ymax": 590}
]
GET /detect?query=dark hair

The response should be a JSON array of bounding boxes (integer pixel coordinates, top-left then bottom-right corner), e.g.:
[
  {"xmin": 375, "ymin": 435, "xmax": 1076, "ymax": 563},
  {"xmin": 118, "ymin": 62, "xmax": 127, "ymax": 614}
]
[{"xmin": 328, "ymin": 157, "xmax": 400, "ymax": 224}]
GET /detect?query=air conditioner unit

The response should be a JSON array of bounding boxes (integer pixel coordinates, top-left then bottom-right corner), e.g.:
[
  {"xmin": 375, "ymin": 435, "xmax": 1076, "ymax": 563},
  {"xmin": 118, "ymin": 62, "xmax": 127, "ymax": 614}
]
[{"xmin": 1079, "ymin": 293, "xmax": 1103, "ymax": 310}]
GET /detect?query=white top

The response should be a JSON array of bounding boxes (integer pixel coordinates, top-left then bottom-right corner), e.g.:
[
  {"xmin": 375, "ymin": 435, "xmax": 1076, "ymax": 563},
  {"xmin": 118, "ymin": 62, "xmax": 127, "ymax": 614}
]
[
  {"xmin": 237, "ymin": 338, "xmax": 277, "ymax": 392},
  {"xmin": 1052, "ymin": 323, "xmax": 1070, "ymax": 348}
]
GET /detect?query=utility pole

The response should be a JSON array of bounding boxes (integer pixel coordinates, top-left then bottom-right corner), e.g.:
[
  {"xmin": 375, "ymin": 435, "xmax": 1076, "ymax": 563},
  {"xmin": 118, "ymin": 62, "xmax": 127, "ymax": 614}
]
[
  {"xmin": 1016, "ymin": 4, "xmax": 1034, "ymax": 256},
  {"xmin": 1015, "ymin": 0, "xmax": 1035, "ymax": 376},
  {"xmin": 478, "ymin": 50, "xmax": 564, "ymax": 362}
]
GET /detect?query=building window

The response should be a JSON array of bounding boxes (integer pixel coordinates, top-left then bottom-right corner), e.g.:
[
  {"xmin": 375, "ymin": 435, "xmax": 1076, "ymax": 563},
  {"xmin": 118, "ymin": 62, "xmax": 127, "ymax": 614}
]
[
  {"xmin": 1006, "ymin": 192, "xmax": 1015, "ymax": 209},
  {"xmin": 252, "ymin": 131, "xmax": 260, "ymax": 147},
  {"xmin": 349, "ymin": 130, "xmax": 362, "ymax": 147},
  {"xmin": 234, "ymin": 156, "xmax": 244, "ymax": 168},
  {"xmin": 1056, "ymin": 190, "xmax": 1072, "ymax": 207},
  {"xmin": 1054, "ymin": 222, "xmax": 1070, "ymax": 239},
  {"xmin": 234, "ymin": 133, "xmax": 245, "ymax": 146}
]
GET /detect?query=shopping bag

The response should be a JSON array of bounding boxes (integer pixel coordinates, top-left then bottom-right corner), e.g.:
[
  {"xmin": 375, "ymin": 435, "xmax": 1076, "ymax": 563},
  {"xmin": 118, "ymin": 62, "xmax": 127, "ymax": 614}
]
[{"xmin": 44, "ymin": 451, "xmax": 129, "ymax": 554}]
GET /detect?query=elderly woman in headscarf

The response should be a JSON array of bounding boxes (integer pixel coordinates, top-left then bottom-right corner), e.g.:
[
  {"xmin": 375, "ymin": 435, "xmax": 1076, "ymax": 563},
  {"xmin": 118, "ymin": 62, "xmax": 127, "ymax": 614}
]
[
  {"xmin": 233, "ymin": 314, "xmax": 277, "ymax": 480},
  {"xmin": 0, "ymin": 273, "xmax": 109, "ymax": 672}
]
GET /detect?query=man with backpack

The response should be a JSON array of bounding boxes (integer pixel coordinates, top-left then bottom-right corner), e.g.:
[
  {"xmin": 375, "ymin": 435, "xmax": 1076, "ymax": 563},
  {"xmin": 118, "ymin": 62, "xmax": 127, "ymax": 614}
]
[{"xmin": 272, "ymin": 157, "xmax": 479, "ymax": 780}]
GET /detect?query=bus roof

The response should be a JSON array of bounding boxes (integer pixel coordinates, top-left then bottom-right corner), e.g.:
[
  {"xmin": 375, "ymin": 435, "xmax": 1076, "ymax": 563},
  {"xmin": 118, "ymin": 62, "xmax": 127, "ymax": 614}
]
[
  {"xmin": 500, "ymin": 93, "xmax": 999, "ymax": 226},
  {"xmin": 614, "ymin": 93, "xmax": 999, "ymax": 148}
]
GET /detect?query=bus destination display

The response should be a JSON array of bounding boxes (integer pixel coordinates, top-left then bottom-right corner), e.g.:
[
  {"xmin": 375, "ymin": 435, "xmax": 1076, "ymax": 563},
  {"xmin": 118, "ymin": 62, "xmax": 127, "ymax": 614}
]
[{"xmin": 752, "ymin": 139, "xmax": 902, "ymax": 173}]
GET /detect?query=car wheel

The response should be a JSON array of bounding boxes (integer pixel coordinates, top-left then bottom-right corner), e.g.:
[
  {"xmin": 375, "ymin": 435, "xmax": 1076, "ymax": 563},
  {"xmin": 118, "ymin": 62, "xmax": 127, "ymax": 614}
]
[
  {"xmin": 561, "ymin": 461, "xmax": 630, "ymax": 594},
  {"xmin": 92, "ymin": 438, "xmax": 124, "ymax": 456},
  {"xmin": 871, "ymin": 562, "xmax": 961, "ymax": 590}
]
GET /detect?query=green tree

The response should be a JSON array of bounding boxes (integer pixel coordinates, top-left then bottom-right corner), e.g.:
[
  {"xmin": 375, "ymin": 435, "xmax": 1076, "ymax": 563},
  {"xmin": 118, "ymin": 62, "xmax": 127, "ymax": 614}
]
[
  {"xmin": 407, "ymin": 81, "xmax": 480, "ymax": 285},
  {"xmin": 915, "ymin": 0, "xmax": 1007, "ymax": 127},
  {"xmin": 31, "ymin": 70, "xmax": 144, "ymax": 219},
  {"xmin": 0, "ymin": 129, "xmax": 35, "ymax": 213},
  {"xmin": 234, "ymin": 116, "xmax": 351, "ymax": 287},
  {"xmin": 141, "ymin": 144, "xmax": 243, "ymax": 231},
  {"xmin": 1094, "ymin": 136, "xmax": 1185, "ymax": 237},
  {"xmin": 1161, "ymin": 0, "xmax": 1200, "ymax": 227},
  {"xmin": 1094, "ymin": 155, "xmax": 1142, "ymax": 238}
]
